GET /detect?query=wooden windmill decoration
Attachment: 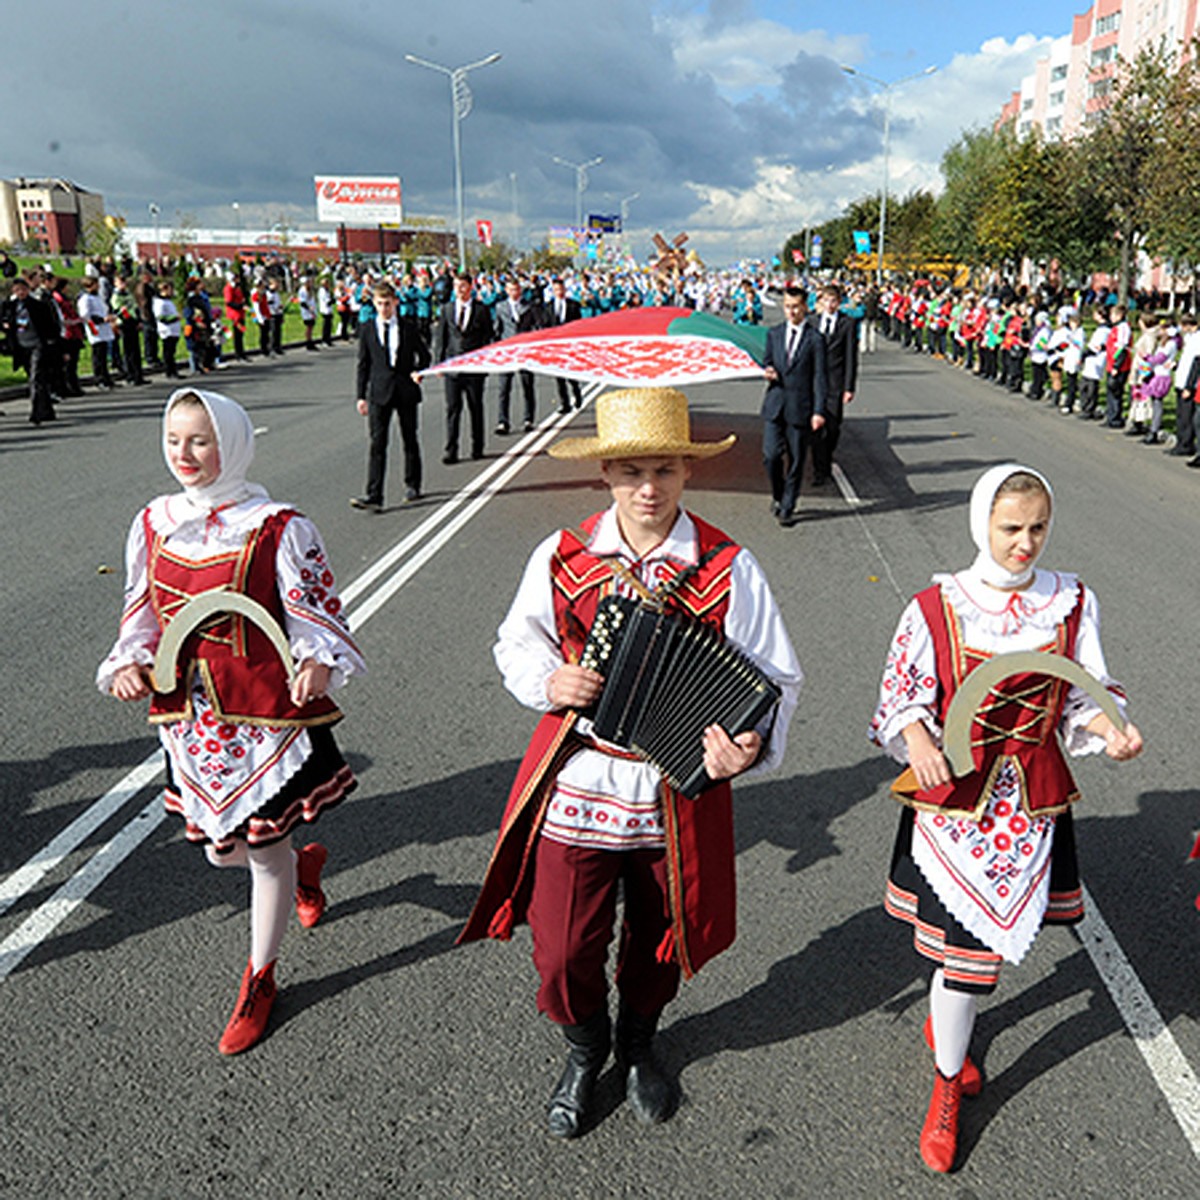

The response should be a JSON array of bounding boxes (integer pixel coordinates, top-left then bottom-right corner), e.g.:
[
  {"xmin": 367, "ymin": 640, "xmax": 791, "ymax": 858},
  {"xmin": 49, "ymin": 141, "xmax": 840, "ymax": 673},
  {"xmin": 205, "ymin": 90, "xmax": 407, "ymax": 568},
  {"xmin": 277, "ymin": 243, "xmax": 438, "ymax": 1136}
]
[{"xmin": 652, "ymin": 231, "xmax": 689, "ymax": 292}]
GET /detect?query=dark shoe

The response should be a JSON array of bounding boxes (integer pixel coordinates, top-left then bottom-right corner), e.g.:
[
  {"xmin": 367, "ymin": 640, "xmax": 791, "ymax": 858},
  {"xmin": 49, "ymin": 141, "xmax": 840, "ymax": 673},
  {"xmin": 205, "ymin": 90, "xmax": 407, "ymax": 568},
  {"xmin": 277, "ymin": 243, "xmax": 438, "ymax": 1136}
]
[
  {"xmin": 615, "ymin": 1003, "xmax": 677, "ymax": 1124},
  {"xmin": 812, "ymin": 472, "xmax": 831, "ymax": 486},
  {"xmin": 294, "ymin": 843, "xmax": 328, "ymax": 928},
  {"xmin": 404, "ymin": 487, "xmax": 421, "ymax": 502},
  {"xmin": 349, "ymin": 496, "xmax": 382, "ymax": 513},
  {"xmin": 1141, "ymin": 434, "xmax": 1159, "ymax": 445},
  {"xmin": 770, "ymin": 501, "xmax": 782, "ymax": 517},
  {"xmin": 558, "ymin": 405, "xmax": 571, "ymax": 415},
  {"xmin": 778, "ymin": 510, "xmax": 796, "ymax": 527},
  {"xmin": 1166, "ymin": 446, "xmax": 1194, "ymax": 456},
  {"xmin": 1124, "ymin": 426, "xmax": 1145, "ymax": 436},
  {"xmin": 494, "ymin": 422, "xmax": 510, "ymax": 435},
  {"xmin": 218, "ymin": 960, "xmax": 277, "ymax": 1055},
  {"xmin": 471, "ymin": 449, "xmax": 484, "ymax": 460},
  {"xmin": 1105, "ymin": 420, "xmax": 1125, "ymax": 428},
  {"xmin": 524, "ymin": 420, "xmax": 535, "ymax": 432},
  {"xmin": 1187, "ymin": 457, "xmax": 1200, "ymax": 468},
  {"xmin": 442, "ymin": 452, "xmax": 459, "ymax": 465},
  {"xmin": 547, "ymin": 1010, "xmax": 612, "ymax": 1139}
]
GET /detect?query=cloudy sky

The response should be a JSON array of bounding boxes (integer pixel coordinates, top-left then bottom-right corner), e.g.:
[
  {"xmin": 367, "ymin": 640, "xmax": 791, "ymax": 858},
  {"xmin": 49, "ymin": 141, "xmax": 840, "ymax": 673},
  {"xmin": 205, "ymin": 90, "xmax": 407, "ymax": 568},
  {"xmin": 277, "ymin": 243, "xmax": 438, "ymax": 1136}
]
[{"xmin": 12, "ymin": 0, "xmax": 1079, "ymax": 264}]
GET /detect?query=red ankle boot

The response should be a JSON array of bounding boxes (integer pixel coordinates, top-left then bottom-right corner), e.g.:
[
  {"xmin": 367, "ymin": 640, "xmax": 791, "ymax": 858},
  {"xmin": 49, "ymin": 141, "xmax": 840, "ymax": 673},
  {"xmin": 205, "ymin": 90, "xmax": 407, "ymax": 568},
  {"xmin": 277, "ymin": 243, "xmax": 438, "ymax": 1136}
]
[
  {"xmin": 919, "ymin": 1068, "xmax": 962, "ymax": 1173},
  {"xmin": 295, "ymin": 843, "xmax": 328, "ymax": 928},
  {"xmin": 923, "ymin": 1015, "xmax": 982, "ymax": 1096},
  {"xmin": 218, "ymin": 959, "xmax": 277, "ymax": 1055}
]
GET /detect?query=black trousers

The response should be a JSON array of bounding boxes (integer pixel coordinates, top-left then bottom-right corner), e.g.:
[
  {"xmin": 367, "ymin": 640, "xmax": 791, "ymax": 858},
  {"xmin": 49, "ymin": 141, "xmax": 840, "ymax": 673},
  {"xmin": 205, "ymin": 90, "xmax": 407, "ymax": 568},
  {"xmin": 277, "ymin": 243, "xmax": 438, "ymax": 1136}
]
[
  {"xmin": 120, "ymin": 319, "xmax": 144, "ymax": 383},
  {"xmin": 811, "ymin": 412, "xmax": 840, "ymax": 481},
  {"xmin": 161, "ymin": 335, "xmax": 180, "ymax": 377},
  {"xmin": 762, "ymin": 415, "xmax": 812, "ymax": 516},
  {"xmin": 498, "ymin": 370, "xmax": 536, "ymax": 427},
  {"xmin": 366, "ymin": 398, "xmax": 422, "ymax": 502},
  {"xmin": 17, "ymin": 341, "xmax": 54, "ymax": 421},
  {"xmin": 270, "ymin": 314, "xmax": 284, "ymax": 355},
  {"xmin": 556, "ymin": 376, "xmax": 583, "ymax": 411},
  {"xmin": 1104, "ymin": 371, "xmax": 1128, "ymax": 424},
  {"xmin": 444, "ymin": 374, "xmax": 485, "ymax": 458}
]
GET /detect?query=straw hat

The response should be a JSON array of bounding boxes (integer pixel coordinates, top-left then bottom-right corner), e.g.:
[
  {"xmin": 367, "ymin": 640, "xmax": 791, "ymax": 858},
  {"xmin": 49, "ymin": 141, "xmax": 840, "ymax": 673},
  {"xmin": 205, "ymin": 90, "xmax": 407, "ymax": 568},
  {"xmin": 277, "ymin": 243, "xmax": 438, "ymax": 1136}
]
[{"xmin": 547, "ymin": 387, "xmax": 736, "ymax": 461}]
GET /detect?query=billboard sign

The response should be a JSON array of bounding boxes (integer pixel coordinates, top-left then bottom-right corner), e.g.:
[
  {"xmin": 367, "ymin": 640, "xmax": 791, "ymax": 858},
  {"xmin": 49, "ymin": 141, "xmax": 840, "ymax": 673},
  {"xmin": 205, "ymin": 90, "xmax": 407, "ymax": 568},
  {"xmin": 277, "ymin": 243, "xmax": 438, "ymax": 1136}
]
[
  {"xmin": 852, "ymin": 229, "xmax": 872, "ymax": 255},
  {"xmin": 314, "ymin": 175, "xmax": 403, "ymax": 226},
  {"xmin": 587, "ymin": 213, "xmax": 621, "ymax": 233}
]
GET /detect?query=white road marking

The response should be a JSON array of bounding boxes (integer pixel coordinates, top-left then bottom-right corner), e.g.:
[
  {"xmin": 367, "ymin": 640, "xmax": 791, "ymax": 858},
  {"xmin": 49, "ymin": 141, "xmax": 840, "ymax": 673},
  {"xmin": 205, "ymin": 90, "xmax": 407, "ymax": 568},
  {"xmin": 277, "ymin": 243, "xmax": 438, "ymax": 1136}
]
[
  {"xmin": 0, "ymin": 389, "xmax": 599, "ymax": 980},
  {"xmin": 1077, "ymin": 884, "xmax": 1200, "ymax": 1155},
  {"xmin": 837, "ymin": 455, "xmax": 1200, "ymax": 1160}
]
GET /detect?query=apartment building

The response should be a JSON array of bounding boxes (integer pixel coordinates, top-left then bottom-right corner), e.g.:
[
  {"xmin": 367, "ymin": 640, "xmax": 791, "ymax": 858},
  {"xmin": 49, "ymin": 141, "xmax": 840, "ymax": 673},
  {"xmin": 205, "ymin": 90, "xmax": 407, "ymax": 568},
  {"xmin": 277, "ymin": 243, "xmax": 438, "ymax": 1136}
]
[{"xmin": 0, "ymin": 178, "xmax": 106, "ymax": 254}]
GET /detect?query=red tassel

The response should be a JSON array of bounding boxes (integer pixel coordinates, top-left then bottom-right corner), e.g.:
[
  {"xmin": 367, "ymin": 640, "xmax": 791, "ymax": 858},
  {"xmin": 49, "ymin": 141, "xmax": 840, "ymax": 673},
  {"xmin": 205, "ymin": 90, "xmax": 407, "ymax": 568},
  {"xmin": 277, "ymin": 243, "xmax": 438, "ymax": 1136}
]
[
  {"xmin": 488, "ymin": 899, "xmax": 515, "ymax": 941},
  {"xmin": 1189, "ymin": 831, "xmax": 1200, "ymax": 860},
  {"xmin": 655, "ymin": 928, "xmax": 675, "ymax": 964}
]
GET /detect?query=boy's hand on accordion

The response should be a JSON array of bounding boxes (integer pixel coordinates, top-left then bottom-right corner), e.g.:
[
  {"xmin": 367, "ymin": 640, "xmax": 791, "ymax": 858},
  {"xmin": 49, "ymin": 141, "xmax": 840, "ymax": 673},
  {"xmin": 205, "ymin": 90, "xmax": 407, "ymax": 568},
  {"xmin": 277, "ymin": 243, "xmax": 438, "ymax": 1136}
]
[
  {"xmin": 546, "ymin": 664, "xmax": 605, "ymax": 710},
  {"xmin": 702, "ymin": 726, "xmax": 762, "ymax": 780}
]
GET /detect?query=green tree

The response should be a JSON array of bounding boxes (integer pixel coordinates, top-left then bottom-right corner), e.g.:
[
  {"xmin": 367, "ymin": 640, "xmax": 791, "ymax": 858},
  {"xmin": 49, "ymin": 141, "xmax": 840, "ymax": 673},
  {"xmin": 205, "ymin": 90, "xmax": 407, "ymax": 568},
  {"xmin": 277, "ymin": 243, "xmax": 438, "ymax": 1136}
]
[{"xmin": 1082, "ymin": 39, "xmax": 1179, "ymax": 301}]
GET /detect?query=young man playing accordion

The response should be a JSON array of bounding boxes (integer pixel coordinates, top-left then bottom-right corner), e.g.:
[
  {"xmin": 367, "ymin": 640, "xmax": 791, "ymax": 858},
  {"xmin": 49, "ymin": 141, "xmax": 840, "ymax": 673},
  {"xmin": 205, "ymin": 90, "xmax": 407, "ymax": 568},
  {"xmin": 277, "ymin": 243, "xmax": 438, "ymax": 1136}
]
[{"xmin": 459, "ymin": 387, "xmax": 803, "ymax": 1137}]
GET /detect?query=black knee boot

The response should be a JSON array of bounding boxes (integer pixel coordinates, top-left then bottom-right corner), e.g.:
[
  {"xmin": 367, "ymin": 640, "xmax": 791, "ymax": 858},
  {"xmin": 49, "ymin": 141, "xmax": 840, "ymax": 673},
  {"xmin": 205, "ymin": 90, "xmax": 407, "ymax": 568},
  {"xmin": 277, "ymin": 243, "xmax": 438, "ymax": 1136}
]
[
  {"xmin": 547, "ymin": 1009, "xmax": 611, "ymax": 1139},
  {"xmin": 616, "ymin": 1002, "xmax": 677, "ymax": 1124}
]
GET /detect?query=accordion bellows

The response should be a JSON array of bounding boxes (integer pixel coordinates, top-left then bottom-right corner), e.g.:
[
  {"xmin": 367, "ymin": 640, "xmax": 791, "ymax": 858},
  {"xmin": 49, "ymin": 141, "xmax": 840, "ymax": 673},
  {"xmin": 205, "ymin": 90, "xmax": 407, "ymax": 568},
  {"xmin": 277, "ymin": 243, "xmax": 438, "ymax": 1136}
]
[{"xmin": 579, "ymin": 595, "xmax": 781, "ymax": 798}]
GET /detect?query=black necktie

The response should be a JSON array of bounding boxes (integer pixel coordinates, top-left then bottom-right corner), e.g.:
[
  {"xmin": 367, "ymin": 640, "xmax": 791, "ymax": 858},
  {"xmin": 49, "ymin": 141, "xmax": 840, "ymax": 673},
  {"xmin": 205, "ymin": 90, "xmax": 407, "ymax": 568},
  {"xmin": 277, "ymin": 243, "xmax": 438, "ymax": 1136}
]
[
  {"xmin": 787, "ymin": 327, "xmax": 798, "ymax": 361},
  {"xmin": 459, "ymin": 303, "xmax": 468, "ymax": 331}
]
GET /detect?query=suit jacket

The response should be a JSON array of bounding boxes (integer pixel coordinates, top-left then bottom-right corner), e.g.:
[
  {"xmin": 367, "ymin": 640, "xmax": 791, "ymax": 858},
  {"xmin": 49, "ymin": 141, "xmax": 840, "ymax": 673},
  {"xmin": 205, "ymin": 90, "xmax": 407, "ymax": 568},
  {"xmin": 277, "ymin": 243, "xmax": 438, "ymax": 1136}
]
[
  {"xmin": 493, "ymin": 296, "xmax": 542, "ymax": 341},
  {"xmin": 541, "ymin": 296, "xmax": 581, "ymax": 328},
  {"xmin": 761, "ymin": 321, "xmax": 827, "ymax": 424},
  {"xmin": 437, "ymin": 297, "xmax": 494, "ymax": 364},
  {"xmin": 1, "ymin": 293, "xmax": 59, "ymax": 355},
  {"xmin": 810, "ymin": 311, "xmax": 858, "ymax": 420},
  {"xmin": 356, "ymin": 315, "xmax": 429, "ymax": 406}
]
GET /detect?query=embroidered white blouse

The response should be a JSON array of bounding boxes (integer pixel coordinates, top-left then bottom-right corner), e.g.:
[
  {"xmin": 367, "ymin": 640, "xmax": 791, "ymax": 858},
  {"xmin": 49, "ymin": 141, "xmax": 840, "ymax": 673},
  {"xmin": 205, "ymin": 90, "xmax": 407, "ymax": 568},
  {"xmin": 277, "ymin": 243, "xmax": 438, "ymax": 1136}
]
[{"xmin": 495, "ymin": 505, "xmax": 803, "ymax": 850}]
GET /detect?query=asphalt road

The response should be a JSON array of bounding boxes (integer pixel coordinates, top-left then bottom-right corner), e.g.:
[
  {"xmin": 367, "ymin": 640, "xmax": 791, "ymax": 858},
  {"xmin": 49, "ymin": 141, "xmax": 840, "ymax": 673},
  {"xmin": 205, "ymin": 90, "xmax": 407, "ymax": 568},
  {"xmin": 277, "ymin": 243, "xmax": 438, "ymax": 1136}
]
[{"xmin": 2, "ymin": 328, "xmax": 1199, "ymax": 1198}]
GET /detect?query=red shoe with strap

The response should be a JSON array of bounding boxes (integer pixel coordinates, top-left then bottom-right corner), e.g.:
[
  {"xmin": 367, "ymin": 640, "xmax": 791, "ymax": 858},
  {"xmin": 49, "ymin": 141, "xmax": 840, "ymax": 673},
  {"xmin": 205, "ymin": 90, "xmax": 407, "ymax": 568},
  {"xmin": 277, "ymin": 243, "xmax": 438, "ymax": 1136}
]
[
  {"xmin": 218, "ymin": 959, "xmax": 277, "ymax": 1055},
  {"xmin": 919, "ymin": 1068, "xmax": 962, "ymax": 1173},
  {"xmin": 923, "ymin": 1014, "xmax": 982, "ymax": 1096},
  {"xmin": 295, "ymin": 843, "xmax": 328, "ymax": 928}
]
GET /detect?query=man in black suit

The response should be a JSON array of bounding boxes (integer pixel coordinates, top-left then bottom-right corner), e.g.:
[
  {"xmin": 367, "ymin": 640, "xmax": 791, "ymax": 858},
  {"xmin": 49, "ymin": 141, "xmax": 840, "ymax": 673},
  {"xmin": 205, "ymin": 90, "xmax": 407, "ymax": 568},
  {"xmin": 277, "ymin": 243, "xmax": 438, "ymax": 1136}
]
[
  {"xmin": 542, "ymin": 278, "xmax": 584, "ymax": 413},
  {"xmin": 351, "ymin": 281, "xmax": 430, "ymax": 511},
  {"xmin": 493, "ymin": 276, "xmax": 541, "ymax": 434},
  {"xmin": 436, "ymin": 273, "xmax": 494, "ymax": 462},
  {"xmin": 1, "ymin": 276, "xmax": 60, "ymax": 425},
  {"xmin": 810, "ymin": 283, "xmax": 858, "ymax": 485},
  {"xmin": 761, "ymin": 286, "xmax": 826, "ymax": 526}
]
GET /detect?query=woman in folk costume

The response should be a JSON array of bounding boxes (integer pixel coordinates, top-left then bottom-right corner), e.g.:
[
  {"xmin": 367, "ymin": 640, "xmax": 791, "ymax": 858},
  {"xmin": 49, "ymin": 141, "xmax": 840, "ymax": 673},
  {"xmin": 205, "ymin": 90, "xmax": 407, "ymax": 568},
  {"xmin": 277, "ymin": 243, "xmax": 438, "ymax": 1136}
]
[
  {"xmin": 869, "ymin": 463, "xmax": 1142, "ymax": 1173},
  {"xmin": 459, "ymin": 387, "xmax": 803, "ymax": 1139},
  {"xmin": 98, "ymin": 388, "xmax": 365, "ymax": 1054}
]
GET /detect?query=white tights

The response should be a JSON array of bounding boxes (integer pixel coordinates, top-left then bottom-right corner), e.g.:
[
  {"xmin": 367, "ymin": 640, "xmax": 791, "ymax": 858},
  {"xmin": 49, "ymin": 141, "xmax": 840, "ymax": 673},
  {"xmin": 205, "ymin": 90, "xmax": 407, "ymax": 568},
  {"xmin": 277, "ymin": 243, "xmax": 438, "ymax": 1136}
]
[
  {"xmin": 205, "ymin": 838, "xmax": 296, "ymax": 972},
  {"xmin": 929, "ymin": 968, "xmax": 978, "ymax": 1078}
]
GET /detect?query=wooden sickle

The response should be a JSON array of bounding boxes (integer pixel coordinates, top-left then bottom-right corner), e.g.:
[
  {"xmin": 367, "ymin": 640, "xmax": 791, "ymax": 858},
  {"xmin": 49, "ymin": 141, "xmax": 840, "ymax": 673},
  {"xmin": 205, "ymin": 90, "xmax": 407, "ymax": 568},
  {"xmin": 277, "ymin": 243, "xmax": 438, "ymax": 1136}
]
[{"xmin": 151, "ymin": 589, "xmax": 295, "ymax": 693}]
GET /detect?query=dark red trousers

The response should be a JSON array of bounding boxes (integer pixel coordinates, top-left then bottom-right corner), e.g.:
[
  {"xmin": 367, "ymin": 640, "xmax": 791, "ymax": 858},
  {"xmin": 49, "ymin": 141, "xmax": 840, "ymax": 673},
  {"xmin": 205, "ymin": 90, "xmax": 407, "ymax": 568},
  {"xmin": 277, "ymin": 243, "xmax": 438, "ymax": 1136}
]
[{"xmin": 527, "ymin": 835, "xmax": 681, "ymax": 1026}]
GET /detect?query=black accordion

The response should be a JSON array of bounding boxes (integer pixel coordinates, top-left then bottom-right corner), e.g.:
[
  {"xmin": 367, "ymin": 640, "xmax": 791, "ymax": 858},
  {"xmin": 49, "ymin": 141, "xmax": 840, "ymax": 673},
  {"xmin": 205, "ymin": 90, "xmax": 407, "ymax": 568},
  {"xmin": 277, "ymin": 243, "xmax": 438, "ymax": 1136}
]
[{"xmin": 577, "ymin": 594, "xmax": 781, "ymax": 799}]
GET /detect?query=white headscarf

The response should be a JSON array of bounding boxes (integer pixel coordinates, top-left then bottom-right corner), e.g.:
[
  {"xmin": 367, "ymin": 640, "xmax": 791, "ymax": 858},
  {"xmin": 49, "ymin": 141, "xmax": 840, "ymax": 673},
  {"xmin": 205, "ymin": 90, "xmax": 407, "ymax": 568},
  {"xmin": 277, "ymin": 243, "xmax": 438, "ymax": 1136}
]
[
  {"xmin": 162, "ymin": 387, "xmax": 270, "ymax": 519},
  {"xmin": 966, "ymin": 462, "xmax": 1053, "ymax": 590}
]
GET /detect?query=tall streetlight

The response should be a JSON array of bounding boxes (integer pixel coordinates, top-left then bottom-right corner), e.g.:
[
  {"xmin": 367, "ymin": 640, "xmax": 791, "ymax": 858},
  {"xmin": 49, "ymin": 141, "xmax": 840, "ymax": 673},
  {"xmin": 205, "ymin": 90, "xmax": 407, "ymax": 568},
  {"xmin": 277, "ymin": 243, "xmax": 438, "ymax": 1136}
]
[
  {"xmin": 840, "ymin": 64, "xmax": 937, "ymax": 285},
  {"xmin": 510, "ymin": 171, "xmax": 520, "ymax": 254},
  {"xmin": 231, "ymin": 201, "xmax": 241, "ymax": 267},
  {"xmin": 619, "ymin": 192, "xmax": 639, "ymax": 258},
  {"xmin": 147, "ymin": 202, "xmax": 161, "ymax": 269},
  {"xmin": 405, "ymin": 51, "xmax": 502, "ymax": 272},
  {"xmin": 552, "ymin": 154, "xmax": 603, "ymax": 233}
]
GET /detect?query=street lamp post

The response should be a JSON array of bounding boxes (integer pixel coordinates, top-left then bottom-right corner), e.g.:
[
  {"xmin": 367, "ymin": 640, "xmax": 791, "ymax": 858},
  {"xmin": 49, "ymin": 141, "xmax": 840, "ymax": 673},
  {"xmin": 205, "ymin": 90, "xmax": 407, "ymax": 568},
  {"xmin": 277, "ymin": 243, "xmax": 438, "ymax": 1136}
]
[
  {"xmin": 552, "ymin": 154, "xmax": 603, "ymax": 236},
  {"xmin": 231, "ymin": 201, "xmax": 241, "ymax": 268},
  {"xmin": 510, "ymin": 172, "xmax": 520, "ymax": 255},
  {"xmin": 840, "ymin": 64, "xmax": 937, "ymax": 285},
  {"xmin": 405, "ymin": 51, "xmax": 501, "ymax": 273},
  {"xmin": 148, "ymin": 202, "xmax": 160, "ymax": 270},
  {"xmin": 619, "ymin": 192, "xmax": 639, "ymax": 259}
]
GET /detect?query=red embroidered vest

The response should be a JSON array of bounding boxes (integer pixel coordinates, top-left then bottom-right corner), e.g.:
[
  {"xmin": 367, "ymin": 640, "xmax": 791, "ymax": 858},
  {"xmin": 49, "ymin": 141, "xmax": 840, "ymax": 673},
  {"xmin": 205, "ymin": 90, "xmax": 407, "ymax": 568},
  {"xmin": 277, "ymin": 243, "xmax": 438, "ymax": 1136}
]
[
  {"xmin": 910, "ymin": 582, "xmax": 1085, "ymax": 817},
  {"xmin": 550, "ymin": 510, "xmax": 740, "ymax": 660},
  {"xmin": 145, "ymin": 507, "xmax": 340, "ymax": 726}
]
